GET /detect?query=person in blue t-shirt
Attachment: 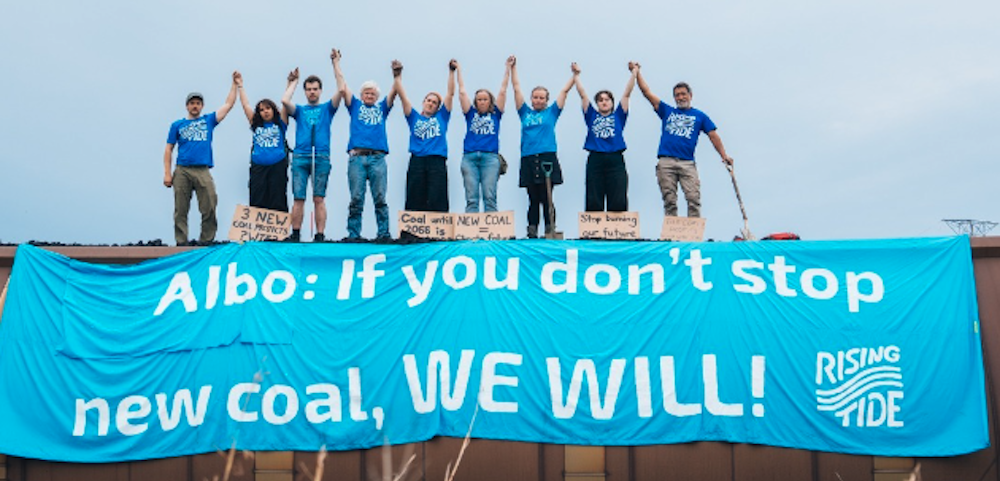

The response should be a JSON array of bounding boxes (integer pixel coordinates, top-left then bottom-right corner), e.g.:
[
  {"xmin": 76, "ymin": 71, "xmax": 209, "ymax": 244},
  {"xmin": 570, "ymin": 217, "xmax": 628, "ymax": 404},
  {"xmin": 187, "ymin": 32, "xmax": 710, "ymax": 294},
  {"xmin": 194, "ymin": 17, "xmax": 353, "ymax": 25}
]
[
  {"xmin": 573, "ymin": 62, "xmax": 638, "ymax": 213},
  {"xmin": 281, "ymin": 52, "xmax": 344, "ymax": 242},
  {"xmin": 511, "ymin": 57, "xmax": 578, "ymax": 238},
  {"xmin": 395, "ymin": 59, "xmax": 455, "ymax": 213},
  {"xmin": 333, "ymin": 49, "xmax": 398, "ymax": 240},
  {"xmin": 635, "ymin": 63, "xmax": 734, "ymax": 218},
  {"xmin": 457, "ymin": 57, "xmax": 511, "ymax": 213},
  {"xmin": 236, "ymin": 72, "xmax": 289, "ymax": 214},
  {"xmin": 163, "ymin": 73, "xmax": 238, "ymax": 246}
]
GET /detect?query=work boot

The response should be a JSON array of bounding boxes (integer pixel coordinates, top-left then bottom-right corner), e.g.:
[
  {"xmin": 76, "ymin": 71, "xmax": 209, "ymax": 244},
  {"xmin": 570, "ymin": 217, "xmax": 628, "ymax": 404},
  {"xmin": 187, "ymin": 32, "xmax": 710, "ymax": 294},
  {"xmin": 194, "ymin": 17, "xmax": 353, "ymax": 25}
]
[
  {"xmin": 527, "ymin": 225, "xmax": 538, "ymax": 239},
  {"xmin": 314, "ymin": 232, "xmax": 325, "ymax": 242}
]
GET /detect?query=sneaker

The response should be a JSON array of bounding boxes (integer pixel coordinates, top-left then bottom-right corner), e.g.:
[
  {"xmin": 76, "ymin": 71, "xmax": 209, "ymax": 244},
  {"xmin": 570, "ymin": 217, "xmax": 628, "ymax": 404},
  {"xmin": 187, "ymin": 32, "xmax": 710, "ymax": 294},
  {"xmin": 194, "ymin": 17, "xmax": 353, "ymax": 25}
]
[
  {"xmin": 314, "ymin": 233, "xmax": 325, "ymax": 242},
  {"xmin": 375, "ymin": 234, "xmax": 393, "ymax": 243},
  {"xmin": 527, "ymin": 225, "xmax": 538, "ymax": 239}
]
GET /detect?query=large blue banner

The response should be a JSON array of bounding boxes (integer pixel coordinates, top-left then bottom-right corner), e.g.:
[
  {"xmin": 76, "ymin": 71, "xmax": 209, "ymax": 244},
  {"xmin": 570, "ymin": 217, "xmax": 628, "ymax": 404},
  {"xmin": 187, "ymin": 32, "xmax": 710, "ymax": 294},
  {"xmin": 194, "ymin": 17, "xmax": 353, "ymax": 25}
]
[{"xmin": 0, "ymin": 237, "xmax": 986, "ymax": 462}]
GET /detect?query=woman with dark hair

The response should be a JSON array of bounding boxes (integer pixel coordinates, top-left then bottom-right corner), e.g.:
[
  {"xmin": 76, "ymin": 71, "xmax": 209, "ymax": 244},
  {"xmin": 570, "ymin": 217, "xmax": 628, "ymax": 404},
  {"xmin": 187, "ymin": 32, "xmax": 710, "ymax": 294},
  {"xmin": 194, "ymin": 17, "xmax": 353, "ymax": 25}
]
[
  {"xmin": 573, "ymin": 62, "xmax": 637, "ymax": 212},
  {"xmin": 510, "ymin": 57, "xmax": 577, "ymax": 238},
  {"xmin": 457, "ymin": 57, "xmax": 511, "ymax": 213},
  {"xmin": 237, "ymin": 72, "xmax": 290, "ymax": 212},
  {"xmin": 394, "ymin": 59, "xmax": 455, "ymax": 213}
]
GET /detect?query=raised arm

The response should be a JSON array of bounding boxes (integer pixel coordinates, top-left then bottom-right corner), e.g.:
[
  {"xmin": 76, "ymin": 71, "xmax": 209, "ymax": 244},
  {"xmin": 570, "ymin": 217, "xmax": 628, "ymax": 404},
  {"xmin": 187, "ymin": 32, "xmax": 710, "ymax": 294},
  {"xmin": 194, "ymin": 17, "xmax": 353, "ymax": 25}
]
[
  {"xmin": 497, "ymin": 56, "xmax": 512, "ymax": 113},
  {"xmin": 708, "ymin": 130, "xmax": 734, "ymax": 166},
  {"xmin": 330, "ymin": 49, "xmax": 345, "ymax": 107},
  {"xmin": 634, "ymin": 63, "xmax": 660, "ymax": 109},
  {"xmin": 457, "ymin": 60, "xmax": 470, "ymax": 113},
  {"xmin": 215, "ymin": 72, "xmax": 239, "ymax": 122},
  {"xmin": 235, "ymin": 71, "xmax": 253, "ymax": 123},
  {"xmin": 391, "ymin": 60, "xmax": 406, "ymax": 113},
  {"xmin": 282, "ymin": 68, "xmax": 299, "ymax": 117},
  {"xmin": 555, "ymin": 62, "xmax": 578, "ymax": 110},
  {"xmin": 444, "ymin": 59, "xmax": 456, "ymax": 112},
  {"xmin": 573, "ymin": 63, "xmax": 589, "ymax": 113},
  {"xmin": 510, "ymin": 55, "xmax": 524, "ymax": 109},
  {"xmin": 620, "ymin": 62, "xmax": 638, "ymax": 112},
  {"xmin": 162, "ymin": 144, "xmax": 175, "ymax": 188}
]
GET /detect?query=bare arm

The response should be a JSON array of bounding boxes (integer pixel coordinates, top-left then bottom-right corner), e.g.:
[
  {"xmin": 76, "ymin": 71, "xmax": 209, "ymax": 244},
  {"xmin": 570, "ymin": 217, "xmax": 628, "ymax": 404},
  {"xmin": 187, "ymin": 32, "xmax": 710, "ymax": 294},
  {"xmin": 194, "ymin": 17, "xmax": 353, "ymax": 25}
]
[
  {"xmin": 444, "ymin": 59, "xmax": 456, "ymax": 112},
  {"xmin": 707, "ymin": 130, "xmax": 734, "ymax": 165},
  {"xmin": 329, "ymin": 49, "xmax": 345, "ymax": 107},
  {"xmin": 388, "ymin": 60, "xmax": 403, "ymax": 111},
  {"xmin": 235, "ymin": 71, "xmax": 253, "ymax": 123},
  {"xmin": 621, "ymin": 63, "xmax": 638, "ymax": 113},
  {"xmin": 555, "ymin": 63, "xmax": 578, "ymax": 110},
  {"xmin": 634, "ymin": 64, "xmax": 660, "ymax": 109},
  {"xmin": 162, "ymin": 144, "xmax": 175, "ymax": 188},
  {"xmin": 510, "ymin": 56, "xmax": 524, "ymax": 109},
  {"xmin": 282, "ymin": 68, "xmax": 299, "ymax": 117},
  {"xmin": 573, "ymin": 63, "xmax": 588, "ymax": 113},
  {"xmin": 457, "ymin": 60, "xmax": 470, "ymax": 113},
  {"xmin": 497, "ymin": 56, "xmax": 512, "ymax": 113},
  {"xmin": 215, "ymin": 72, "xmax": 239, "ymax": 122},
  {"xmin": 332, "ymin": 50, "xmax": 351, "ymax": 108}
]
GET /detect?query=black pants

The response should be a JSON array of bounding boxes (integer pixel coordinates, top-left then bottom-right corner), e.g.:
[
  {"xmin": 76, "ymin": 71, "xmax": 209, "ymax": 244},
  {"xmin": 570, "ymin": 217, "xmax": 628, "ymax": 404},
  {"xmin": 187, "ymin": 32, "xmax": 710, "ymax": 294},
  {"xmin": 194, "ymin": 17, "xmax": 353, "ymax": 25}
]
[
  {"xmin": 520, "ymin": 152, "xmax": 561, "ymax": 228},
  {"xmin": 249, "ymin": 158, "xmax": 289, "ymax": 212},
  {"xmin": 405, "ymin": 155, "xmax": 449, "ymax": 212},
  {"xmin": 585, "ymin": 151, "xmax": 628, "ymax": 212}
]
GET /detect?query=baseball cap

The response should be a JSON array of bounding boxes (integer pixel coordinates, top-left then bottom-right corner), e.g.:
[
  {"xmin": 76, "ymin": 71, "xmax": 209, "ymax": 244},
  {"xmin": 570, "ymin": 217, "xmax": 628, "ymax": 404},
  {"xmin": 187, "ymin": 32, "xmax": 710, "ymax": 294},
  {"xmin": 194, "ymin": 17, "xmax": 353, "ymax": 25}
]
[{"xmin": 186, "ymin": 92, "xmax": 204, "ymax": 103}]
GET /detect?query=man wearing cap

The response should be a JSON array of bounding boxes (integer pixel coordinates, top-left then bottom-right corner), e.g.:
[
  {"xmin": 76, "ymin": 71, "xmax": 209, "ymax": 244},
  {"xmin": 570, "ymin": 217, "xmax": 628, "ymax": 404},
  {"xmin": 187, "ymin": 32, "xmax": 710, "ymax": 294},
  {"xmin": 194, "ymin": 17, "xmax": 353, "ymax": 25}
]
[
  {"xmin": 281, "ymin": 50, "xmax": 343, "ymax": 242},
  {"xmin": 634, "ymin": 63, "xmax": 734, "ymax": 218},
  {"xmin": 163, "ymin": 72, "xmax": 238, "ymax": 245}
]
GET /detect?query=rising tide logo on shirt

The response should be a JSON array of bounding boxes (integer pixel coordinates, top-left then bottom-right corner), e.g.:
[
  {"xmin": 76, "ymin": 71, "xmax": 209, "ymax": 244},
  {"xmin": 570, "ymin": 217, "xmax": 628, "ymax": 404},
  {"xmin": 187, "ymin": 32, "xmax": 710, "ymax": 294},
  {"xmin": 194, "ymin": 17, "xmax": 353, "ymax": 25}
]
[
  {"xmin": 358, "ymin": 105, "xmax": 383, "ymax": 126},
  {"xmin": 815, "ymin": 345, "xmax": 905, "ymax": 428},
  {"xmin": 254, "ymin": 125, "xmax": 282, "ymax": 148},
  {"xmin": 470, "ymin": 113, "xmax": 496, "ymax": 135},
  {"xmin": 523, "ymin": 111, "xmax": 544, "ymax": 127},
  {"xmin": 665, "ymin": 112, "xmax": 695, "ymax": 139},
  {"xmin": 179, "ymin": 119, "xmax": 209, "ymax": 141},
  {"xmin": 413, "ymin": 118, "xmax": 442, "ymax": 140},
  {"xmin": 591, "ymin": 115, "xmax": 616, "ymax": 139}
]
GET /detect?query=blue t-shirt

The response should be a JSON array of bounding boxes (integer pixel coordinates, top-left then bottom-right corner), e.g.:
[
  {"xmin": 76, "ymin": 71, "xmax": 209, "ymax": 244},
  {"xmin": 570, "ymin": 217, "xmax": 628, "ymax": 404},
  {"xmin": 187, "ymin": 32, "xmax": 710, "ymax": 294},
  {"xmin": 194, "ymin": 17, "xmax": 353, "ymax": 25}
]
[
  {"xmin": 583, "ymin": 103, "xmax": 628, "ymax": 153},
  {"xmin": 656, "ymin": 101, "xmax": 716, "ymax": 161},
  {"xmin": 291, "ymin": 101, "xmax": 337, "ymax": 155},
  {"xmin": 347, "ymin": 96, "xmax": 392, "ymax": 153},
  {"xmin": 167, "ymin": 112, "xmax": 219, "ymax": 167},
  {"xmin": 463, "ymin": 106, "xmax": 502, "ymax": 153},
  {"xmin": 251, "ymin": 120, "xmax": 287, "ymax": 166},
  {"xmin": 517, "ymin": 102, "xmax": 562, "ymax": 157},
  {"xmin": 406, "ymin": 106, "xmax": 451, "ymax": 157}
]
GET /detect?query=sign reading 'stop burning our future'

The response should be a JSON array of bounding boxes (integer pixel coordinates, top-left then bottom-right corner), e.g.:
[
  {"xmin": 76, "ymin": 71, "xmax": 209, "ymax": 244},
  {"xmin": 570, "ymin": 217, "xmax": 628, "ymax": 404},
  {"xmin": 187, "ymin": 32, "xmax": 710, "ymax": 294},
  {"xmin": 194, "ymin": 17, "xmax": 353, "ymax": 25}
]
[{"xmin": 0, "ymin": 238, "xmax": 986, "ymax": 462}]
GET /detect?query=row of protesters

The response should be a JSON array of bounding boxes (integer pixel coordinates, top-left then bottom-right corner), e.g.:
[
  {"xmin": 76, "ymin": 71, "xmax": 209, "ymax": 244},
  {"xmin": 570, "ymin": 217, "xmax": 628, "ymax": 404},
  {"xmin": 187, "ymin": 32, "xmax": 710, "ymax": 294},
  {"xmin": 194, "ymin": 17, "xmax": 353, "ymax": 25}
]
[{"xmin": 162, "ymin": 54, "xmax": 733, "ymax": 244}]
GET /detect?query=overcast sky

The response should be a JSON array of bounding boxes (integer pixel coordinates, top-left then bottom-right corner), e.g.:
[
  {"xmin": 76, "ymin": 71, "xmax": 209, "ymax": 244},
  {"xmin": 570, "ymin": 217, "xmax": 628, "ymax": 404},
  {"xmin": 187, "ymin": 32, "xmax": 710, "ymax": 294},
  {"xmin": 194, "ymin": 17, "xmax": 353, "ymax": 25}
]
[{"xmin": 2, "ymin": 0, "xmax": 997, "ymax": 244}]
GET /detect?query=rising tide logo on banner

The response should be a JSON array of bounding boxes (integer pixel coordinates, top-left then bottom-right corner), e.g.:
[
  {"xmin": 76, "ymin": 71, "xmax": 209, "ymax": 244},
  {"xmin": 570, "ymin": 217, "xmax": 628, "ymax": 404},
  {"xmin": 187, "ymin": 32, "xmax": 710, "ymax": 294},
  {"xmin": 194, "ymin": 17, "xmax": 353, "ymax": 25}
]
[{"xmin": 0, "ymin": 237, "xmax": 987, "ymax": 463}]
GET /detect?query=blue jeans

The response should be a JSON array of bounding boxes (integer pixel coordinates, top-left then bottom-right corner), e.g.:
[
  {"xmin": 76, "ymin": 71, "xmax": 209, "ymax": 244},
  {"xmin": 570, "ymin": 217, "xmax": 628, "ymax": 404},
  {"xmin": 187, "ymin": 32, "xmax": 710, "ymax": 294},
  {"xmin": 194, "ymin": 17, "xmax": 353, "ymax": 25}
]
[
  {"xmin": 460, "ymin": 152, "xmax": 500, "ymax": 212},
  {"xmin": 292, "ymin": 153, "xmax": 331, "ymax": 199},
  {"xmin": 347, "ymin": 153, "xmax": 389, "ymax": 238}
]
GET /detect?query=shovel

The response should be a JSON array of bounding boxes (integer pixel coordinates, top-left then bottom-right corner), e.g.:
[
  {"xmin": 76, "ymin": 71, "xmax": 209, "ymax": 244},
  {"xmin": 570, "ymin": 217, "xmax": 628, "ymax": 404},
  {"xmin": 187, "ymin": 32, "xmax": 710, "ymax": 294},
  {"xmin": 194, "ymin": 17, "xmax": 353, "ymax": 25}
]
[
  {"xmin": 541, "ymin": 160, "xmax": 563, "ymax": 240},
  {"xmin": 726, "ymin": 161, "xmax": 754, "ymax": 240}
]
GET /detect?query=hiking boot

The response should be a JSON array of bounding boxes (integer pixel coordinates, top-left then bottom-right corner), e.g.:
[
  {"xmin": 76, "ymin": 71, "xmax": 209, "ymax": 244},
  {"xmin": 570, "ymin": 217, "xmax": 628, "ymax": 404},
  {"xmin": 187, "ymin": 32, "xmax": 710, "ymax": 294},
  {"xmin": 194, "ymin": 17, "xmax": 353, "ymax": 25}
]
[
  {"xmin": 314, "ymin": 233, "xmax": 325, "ymax": 242},
  {"xmin": 527, "ymin": 225, "xmax": 538, "ymax": 239}
]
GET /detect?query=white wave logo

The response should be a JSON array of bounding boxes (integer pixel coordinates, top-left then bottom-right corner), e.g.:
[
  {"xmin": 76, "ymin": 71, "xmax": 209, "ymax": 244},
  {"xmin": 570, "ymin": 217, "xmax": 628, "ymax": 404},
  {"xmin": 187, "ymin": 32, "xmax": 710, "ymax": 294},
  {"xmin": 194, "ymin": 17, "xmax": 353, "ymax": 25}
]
[{"xmin": 815, "ymin": 345, "xmax": 904, "ymax": 428}]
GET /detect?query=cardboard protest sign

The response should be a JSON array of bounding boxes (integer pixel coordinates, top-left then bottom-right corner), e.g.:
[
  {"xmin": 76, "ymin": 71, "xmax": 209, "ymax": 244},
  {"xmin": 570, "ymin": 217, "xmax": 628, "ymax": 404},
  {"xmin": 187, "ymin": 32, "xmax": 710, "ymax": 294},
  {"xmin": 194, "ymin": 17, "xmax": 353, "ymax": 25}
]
[
  {"xmin": 454, "ymin": 211, "xmax": 516, "ymax": 240},
  {"xmin": 578, "ymin": 212, "xmax": 641, "ymax": 240},
  {"xmin": 398, "ymin": 211, "xmax": 455, "ymax": 240},
  {"xmin": 660, "ymin": 216, "xmax": 706, "ymax": 242},
  {"xmin": 228, "ymin": 205, "xmax": 291, "ymax": 242}
]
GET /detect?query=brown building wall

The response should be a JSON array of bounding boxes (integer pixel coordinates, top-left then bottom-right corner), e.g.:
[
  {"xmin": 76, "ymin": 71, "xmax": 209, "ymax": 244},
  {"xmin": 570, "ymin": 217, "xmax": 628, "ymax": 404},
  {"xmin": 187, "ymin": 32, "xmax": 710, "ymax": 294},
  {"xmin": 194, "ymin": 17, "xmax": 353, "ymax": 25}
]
[{"xmin": 1, "ymin": 238, "xmax": 998, "ymax": 481}]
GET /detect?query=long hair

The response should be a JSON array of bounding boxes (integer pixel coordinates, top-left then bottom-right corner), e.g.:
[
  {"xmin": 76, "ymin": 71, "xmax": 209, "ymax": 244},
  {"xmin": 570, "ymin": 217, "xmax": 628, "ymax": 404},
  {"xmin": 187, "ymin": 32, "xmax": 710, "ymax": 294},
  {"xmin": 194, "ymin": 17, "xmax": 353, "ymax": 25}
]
[
  {"xmin": 474, "ymin": 88, "xmax": 496, "ymax": 114},
  {"xmin": 250, "ymin": 99, "xmax": 281, "ymax": 131}
]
